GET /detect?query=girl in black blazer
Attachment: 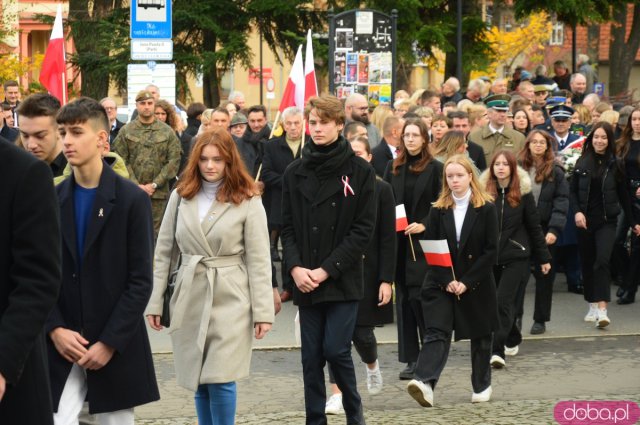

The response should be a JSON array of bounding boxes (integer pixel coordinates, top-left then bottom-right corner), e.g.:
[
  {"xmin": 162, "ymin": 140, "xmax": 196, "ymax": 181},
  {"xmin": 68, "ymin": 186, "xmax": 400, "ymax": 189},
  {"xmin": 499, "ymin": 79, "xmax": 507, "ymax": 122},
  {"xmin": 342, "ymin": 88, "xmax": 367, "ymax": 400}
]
[
  {"xmin": 518, "ymin": 130, "xmax": 569, "ymax": 335},
  {"xmin": 570, "ymin": 121, "xmax": 627, "ymax": 328},
  {"xmin": 406, "ymin": 154, "xmax": 498, "ymax": 407},
  {"xmin": 480, "ymin": 150, "xmax": 551, "ymax": 368},
  {"xmin": 384, "ymin": 118, "xmax": 443, "ymax": 380}
]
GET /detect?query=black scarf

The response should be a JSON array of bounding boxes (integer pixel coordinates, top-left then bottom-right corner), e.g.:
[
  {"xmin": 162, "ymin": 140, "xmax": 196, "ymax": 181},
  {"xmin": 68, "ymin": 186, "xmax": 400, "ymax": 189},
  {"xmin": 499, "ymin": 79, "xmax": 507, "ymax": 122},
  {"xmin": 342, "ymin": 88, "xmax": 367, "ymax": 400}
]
[
  {"xmin": 301, "ymin": 135, "xmax": 353, "ymax": 181},
  {"xmin": 243, "ymin": 125, "xmax": 271, "ymax": 147}
]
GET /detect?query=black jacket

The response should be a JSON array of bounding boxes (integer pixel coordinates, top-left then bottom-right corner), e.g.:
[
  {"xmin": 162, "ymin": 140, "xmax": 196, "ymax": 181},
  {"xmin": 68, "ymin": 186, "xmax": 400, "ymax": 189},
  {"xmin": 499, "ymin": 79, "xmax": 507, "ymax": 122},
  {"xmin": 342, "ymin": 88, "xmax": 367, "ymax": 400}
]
[
  {"xmin": 47, "ymin": 163, "xmax": 159, "ymax": 414},
  {"xmin": 570, "ymin": 155, "xmax": 625, "ymax": 224},
  {"xmin": 281, "ymin": 138, "xmax": 376, "ymax": 306},
  {"xmin": 422, "ymin": 201, "xmax": 499, "ymax": 340},
  {"xmin": 532, "ymin": 164, "xmax": 569, "ymax": 236},
  {"xmin": 467, "ymin": 140, "xmax": 487, "ymax": 171},
  {"xmin": 358, "ymin": 178, "xmax": 396, "ymax": 326},
  {"xmin": 261, "ymin": 134, "xmax": 302, "ymax": 226},
  {"xmin": 371, "ymin": 138, "xmax": 393, "ymax": 177},
  {"xmin": 0, "ymin": 143, "xmax": 61, "ymax": 425},
  {"xmin": 480, "ymin": 168, "xmax": 551, "ymax": 265},
  {"xmin": 384, "ymin": 159, "xmax": 443, "ymax": 288},
  {"xmin": 0, "ymin": 124, "xmax": 19, "ymax": 143},
  {"xmin": 109, "ymin": 119, "xmax": 125, "ymax": 145}
]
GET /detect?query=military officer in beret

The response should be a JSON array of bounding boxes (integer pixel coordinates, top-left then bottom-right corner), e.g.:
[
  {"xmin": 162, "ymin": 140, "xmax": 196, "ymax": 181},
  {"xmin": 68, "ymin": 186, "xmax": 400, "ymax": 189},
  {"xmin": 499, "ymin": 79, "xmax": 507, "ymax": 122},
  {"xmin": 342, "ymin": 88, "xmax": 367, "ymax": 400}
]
[
  {"xmin": 113, "ymin": 90, "xmax": 182, "ymax": 239},
  {"xmin": 468, "ymin": 94, "xmax": 526, "ymax": 164}
]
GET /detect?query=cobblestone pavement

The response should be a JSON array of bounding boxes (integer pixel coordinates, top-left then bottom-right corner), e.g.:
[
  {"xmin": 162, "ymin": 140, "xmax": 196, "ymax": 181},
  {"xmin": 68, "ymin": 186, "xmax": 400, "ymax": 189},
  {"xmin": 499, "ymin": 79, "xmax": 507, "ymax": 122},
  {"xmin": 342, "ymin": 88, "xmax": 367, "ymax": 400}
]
[{"xmin": 137, "ymin": 335, "xmax": 640, "ymax": 424}]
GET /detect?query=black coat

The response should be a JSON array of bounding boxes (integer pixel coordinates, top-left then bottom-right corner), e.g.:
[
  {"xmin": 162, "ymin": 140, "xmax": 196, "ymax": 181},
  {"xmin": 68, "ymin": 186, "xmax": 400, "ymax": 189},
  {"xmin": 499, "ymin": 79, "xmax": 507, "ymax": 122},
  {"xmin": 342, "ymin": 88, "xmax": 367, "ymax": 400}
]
[
  {"xmin": 358, "ymin": 178, "xmax": 396, "ymax": 326},
  {"xmin": 570, "ymin": 156, "xmax": 625, "ymax": 223},
  {"xmin": 421, "ymin": 202, "xmax": 500, "ymax": 340},
  {"xmin": 384, "ymin": 159, "xmax": 443, "ymax": 288},
  {"xmin": 467, "ymin": 140, "xmax": 487, "ymax": 171},
  {"xmin": 109, "ymin": 119, "xmax": 125, "ymax": 145},
  {"xmin": 371, "ymin": 138, "xmax": 393, "ymax": 177},
  {"xmin": 534, "ymin": 164, "xmax": 569, "ymax": 236},
  {"xmin": 261, "ymin": 135, "xmax": 301, "ymax": 226},
  {"xmin": 47, "ymin": 164, "xmax": 159, "ymax": 414},
  {"xmin": 0, "ymin": 143, "xmax": 61, "ymax": 425},
  {"xmin": 480, "ymin": 168, "xmax": 551, "ymax": 265},
  {"xmin": 0, "ymin": 124, "xmax": 19, "ymax": 143},
  {"xmin": 281, "ymin": 145, "xmax": 376, "ymax": 306}
]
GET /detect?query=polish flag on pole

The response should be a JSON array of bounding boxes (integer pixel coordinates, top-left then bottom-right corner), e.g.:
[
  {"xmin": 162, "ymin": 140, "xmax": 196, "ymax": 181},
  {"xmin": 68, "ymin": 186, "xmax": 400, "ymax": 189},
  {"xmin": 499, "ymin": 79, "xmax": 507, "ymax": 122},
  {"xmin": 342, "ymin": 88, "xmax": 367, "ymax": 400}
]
[
  {"xmin": 395, "ymin": 204, "xmax": 409, "ymax": 232},
  {"xmin": 419, "ymin": 240, "xmax": 453, "ymax": 268},
  {"xmin": 278, "ymin": 45, "xmax": 305, "ymax": 113},
  {"xmin": 39, "ymin": 4, "xmax": 67, "ymax": 105},
  {"xmin": 304, "ymin": 29, "xmax": 318, "ymax": 103}
]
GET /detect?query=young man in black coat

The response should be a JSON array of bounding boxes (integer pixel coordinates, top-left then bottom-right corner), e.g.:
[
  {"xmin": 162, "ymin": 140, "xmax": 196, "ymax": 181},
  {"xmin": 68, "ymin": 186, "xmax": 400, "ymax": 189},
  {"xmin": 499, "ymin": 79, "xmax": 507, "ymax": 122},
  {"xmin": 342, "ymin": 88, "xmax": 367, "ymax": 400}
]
[
  {"xmin": 281, "ymin": 95, "xmax": 376, "ymax": 425},
  {"xmin": 46, "ymin": 97, "xmax": 159, "ymax": 423},
  {"xmin": 0, "ymin": 142, "xmax": 61, "ymax": 425}
]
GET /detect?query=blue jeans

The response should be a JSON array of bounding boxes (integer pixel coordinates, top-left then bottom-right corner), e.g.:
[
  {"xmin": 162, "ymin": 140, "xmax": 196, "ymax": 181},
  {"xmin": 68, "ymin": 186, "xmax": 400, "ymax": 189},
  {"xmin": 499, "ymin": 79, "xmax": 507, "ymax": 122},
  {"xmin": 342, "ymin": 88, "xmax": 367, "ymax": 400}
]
[{"xmin": 194, "ymin": 382, "xmax": 237, "ymax": 425}]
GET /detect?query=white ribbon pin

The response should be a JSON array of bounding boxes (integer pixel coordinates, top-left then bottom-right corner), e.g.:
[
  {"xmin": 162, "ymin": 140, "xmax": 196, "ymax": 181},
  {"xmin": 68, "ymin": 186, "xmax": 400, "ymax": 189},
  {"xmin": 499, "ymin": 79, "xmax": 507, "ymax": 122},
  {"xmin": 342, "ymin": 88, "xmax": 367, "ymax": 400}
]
[{"xmin": 341, "ymin": 176, "xmax": 355, "ymax": 197}]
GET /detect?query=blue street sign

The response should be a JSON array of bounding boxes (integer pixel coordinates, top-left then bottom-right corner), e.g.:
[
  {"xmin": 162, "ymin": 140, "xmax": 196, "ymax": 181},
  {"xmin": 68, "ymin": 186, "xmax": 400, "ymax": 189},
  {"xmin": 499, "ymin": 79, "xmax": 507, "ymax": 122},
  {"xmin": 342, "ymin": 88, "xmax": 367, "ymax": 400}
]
[{"xmin": 130, "ymin": 0, "xmax": 172, "ymax": 39}]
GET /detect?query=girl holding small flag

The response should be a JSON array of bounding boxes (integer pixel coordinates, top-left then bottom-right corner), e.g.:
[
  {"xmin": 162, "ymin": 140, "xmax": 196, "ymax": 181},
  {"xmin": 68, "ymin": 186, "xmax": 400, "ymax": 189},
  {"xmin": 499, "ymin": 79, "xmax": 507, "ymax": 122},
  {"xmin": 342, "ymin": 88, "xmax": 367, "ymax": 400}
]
[
  {"xmin": 384, "ymin": 118, "xmax": 443, "ymax": 380},
  {"xmin": 480, "ymin": 150, "xmax": 551, "ymax": 369},
  {"xmin": 406, "ymin": 154, "xmax": 498, "ymax": 407}
]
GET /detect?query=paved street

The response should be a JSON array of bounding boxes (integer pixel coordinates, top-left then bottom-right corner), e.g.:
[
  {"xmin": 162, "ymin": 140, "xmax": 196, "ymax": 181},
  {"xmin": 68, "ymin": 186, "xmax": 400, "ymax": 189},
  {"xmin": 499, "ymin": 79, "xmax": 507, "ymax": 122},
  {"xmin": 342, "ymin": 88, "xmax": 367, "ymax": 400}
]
[{"xmin": 136, "ymin": 274, "xmax": 640, "ymax": 424}]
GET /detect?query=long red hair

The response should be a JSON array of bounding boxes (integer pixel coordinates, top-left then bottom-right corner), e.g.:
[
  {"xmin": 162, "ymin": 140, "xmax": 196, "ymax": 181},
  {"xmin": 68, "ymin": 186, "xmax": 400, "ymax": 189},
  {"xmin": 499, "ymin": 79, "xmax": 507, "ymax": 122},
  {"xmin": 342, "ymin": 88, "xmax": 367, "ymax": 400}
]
[
  {"xmin": 486, "ymin": 150, "xmax": 522, "ymax": 207},
  {"xmin": 176, "ymin": 128, "xmax": 258, "ymax": 204}
]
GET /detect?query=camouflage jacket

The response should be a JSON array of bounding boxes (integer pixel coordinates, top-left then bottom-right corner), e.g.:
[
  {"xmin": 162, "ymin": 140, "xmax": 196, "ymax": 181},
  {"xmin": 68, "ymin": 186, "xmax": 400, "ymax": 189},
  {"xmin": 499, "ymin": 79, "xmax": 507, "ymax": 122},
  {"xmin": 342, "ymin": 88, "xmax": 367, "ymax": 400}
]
[{"xmin": 113, "ymin": 118, "xmax": 182, "ymax": 199}]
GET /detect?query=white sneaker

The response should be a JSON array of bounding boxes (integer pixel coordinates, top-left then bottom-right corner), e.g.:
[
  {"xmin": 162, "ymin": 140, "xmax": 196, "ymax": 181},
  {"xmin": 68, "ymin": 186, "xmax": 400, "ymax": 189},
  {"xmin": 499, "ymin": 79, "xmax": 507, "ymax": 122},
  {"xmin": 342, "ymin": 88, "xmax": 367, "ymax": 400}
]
[
  {"xmin": 366, "ymin": 362, "xmax": 383, "ymax": 395},
  {"xmin": 504, "ymin": 345, "xmax": 519, "ymax": 357},
  {"xmin": 325, "ymin": 393, "xmax": 344, "ymax": 415},
  {"xmin": 471, "ymin": 385, "xmax": 492, "ymax": 403},
  {"xmin": 596, "ymin": 309, "xmax": 610, "ymax": 328},
  {"xmin": 584, "ymin": 303, "xmax": 598, "ymax": 322},
  {"xmin": 407, "ymin": 379, "xmax": 434, "ymax": 407},
  {"xmin": 490, "ymin": 355, "xmax": 505, "ymax": 369}
]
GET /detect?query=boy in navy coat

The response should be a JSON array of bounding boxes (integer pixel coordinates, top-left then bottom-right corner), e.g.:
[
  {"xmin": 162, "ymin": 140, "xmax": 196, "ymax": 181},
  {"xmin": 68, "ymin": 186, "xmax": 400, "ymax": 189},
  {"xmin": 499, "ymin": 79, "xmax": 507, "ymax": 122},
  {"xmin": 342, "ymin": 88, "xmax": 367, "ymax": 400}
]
[{"xmin": 46, "ymin": 97, "xmax": 159, "ymax": 424}]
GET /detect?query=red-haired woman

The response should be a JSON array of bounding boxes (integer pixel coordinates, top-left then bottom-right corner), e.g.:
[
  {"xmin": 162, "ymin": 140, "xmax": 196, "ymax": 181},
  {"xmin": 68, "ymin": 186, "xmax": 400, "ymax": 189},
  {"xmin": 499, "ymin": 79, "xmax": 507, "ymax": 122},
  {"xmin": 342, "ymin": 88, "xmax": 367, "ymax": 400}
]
[
  {"xmin": 384, "ymin": 118, "xmax": 443, "ymax": 380},
  {"xmin": 146, "ymin": 128, "xmax": 275, "ymax": 425},
  {"xmin": 517, "ymin": 130, "xmax": 569, "ymax": 335},
  {"xmin": 480, "ymin": 150, "xmax": 551, "ymax": 368}
]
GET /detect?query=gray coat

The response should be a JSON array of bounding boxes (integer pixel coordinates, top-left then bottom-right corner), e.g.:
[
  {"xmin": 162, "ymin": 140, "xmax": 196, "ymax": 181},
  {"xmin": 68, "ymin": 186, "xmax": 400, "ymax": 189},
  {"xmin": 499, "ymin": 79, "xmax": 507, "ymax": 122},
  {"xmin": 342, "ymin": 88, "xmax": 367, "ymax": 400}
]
[{"xmin": 147, "ymin": 191, "xmax": 274, "ymax": 391}]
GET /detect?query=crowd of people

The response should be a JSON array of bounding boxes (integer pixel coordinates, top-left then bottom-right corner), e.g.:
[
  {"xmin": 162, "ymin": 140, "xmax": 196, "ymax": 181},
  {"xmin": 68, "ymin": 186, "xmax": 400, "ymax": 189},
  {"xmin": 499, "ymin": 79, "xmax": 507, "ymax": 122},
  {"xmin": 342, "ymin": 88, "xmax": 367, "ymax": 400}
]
[{"xmin": 1, "ymin": 55, "xmax": 639, "ymax": 424}]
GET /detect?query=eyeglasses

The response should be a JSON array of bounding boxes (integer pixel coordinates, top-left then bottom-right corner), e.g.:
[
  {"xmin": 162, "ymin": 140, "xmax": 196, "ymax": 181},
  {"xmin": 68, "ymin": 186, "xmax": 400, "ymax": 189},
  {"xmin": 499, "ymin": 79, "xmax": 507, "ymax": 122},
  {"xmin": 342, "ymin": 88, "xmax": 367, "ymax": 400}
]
[
  {"xmin": 103, "ymin": 107, "xmax": 116, "ymax": 111},
  {"xmin": 353, "ymin": 106, "xmax": 369, "ymax": 112}
]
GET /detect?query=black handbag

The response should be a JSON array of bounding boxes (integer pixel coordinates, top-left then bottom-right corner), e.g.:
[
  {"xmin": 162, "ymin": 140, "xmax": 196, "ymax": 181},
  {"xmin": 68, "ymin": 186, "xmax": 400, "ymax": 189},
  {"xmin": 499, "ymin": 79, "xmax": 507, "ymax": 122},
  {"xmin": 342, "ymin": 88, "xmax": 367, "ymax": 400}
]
[{"xmin": 160, "ymin": 196, "xmax": 182, "ymax": 328}]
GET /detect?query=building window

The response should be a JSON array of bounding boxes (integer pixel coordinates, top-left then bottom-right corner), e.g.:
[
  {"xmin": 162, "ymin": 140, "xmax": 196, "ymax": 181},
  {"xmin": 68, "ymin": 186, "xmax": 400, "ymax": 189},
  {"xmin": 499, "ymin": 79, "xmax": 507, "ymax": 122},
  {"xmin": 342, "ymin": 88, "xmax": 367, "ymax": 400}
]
[{"xmin": 550, "ymin": 22, "xmax": 564, "ymax": 45}]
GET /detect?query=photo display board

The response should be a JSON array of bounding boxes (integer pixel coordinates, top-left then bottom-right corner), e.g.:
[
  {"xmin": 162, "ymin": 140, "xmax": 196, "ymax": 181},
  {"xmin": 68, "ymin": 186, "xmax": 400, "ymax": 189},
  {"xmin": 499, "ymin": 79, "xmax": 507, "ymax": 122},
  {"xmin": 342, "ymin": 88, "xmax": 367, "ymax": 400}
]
[{"xmin": 329, "ymin": 9, "xmax": 397, "ymax": 106}]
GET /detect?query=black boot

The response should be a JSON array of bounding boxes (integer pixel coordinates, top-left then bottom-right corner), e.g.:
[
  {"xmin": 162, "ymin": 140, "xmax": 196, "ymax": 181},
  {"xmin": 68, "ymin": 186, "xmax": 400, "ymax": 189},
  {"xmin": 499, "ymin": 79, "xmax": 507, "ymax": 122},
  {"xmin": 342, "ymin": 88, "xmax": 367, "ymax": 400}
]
[
  {"xmin": 399, "ymin": 362, "xmax": 416, "ymax": 380},
  {"xmin": 617, "ymin": 290, "xmax": 636, "ymax": 305}
]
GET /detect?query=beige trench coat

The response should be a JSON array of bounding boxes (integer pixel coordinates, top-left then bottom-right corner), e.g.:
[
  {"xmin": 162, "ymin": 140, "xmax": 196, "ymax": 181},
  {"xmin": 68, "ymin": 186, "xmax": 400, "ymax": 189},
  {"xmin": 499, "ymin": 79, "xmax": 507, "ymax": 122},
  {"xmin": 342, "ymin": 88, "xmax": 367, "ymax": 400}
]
[{"xmin": 146, "ymin": 190, "xmax": 274, "ymax": 391}]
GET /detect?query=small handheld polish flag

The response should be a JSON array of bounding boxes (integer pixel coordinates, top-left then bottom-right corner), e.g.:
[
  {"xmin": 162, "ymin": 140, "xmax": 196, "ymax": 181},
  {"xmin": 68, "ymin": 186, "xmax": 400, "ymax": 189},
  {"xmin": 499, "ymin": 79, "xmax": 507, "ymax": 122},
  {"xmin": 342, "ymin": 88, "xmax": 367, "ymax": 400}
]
[
  {"xmin": 419, "ymin": 240, "xmax": 453, "ymax": 268},
  {"xmin": 395, "ymin": 204, "xmax": 409, "ymax": 232}
]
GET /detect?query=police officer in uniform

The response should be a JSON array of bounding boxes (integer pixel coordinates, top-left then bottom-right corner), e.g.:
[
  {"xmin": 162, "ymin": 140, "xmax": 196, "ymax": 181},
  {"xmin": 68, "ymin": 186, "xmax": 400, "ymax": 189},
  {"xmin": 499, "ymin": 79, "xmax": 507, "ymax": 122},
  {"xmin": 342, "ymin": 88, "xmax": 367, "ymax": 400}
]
[
  {"xmin": 113, "ymin": 90, "xmax": 182, "ymax": 238},
  {"xmin": 468, "ymin": 94, "xmax": 525, "ymax": 165}
]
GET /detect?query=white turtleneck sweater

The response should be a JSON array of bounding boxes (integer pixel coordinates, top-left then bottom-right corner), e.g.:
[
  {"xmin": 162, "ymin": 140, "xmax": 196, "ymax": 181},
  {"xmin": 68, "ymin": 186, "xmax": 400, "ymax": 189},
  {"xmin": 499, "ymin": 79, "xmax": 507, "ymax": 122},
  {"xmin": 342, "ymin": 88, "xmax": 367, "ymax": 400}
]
[
  {"xmin": 452, "ymin": 188, "xmax": 471, "ymax": 243},
  {"xmin": 197, "ymin": 179, "xmax": 223, "ymax": 222}
]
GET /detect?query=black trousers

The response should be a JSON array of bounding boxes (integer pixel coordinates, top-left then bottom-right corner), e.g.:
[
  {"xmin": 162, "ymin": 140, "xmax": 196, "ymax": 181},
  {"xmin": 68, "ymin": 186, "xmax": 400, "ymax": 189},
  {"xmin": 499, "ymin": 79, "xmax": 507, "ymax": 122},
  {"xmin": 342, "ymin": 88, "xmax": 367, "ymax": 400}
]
[
  {"xmin": 299, "ymin": 301, "xmax": 365, "ymax": 425},
  {"xmin": 492, "ymin": 260, "xmax": 529, "ymax": 357},
  {"xmin": 533, "ymin": 244, "xmax": 558, "ymax": 323},
  {"xmin": 577, "ymin": 223, "xmax": 616, "ymax": 303},
  {"xmin": 328, "ymin": 326, "xmax": 378, "ymax": 384},
  {"xmin": 395, "ymin": 283, "xmax": 425, "ymax": 363},
  {"xmin": 623, "ymin": 235, "xmax": 640, "ymax": 296},
  {"xmin": 413, "ymin": 328, "xmax": 492, "ymax": 394}
]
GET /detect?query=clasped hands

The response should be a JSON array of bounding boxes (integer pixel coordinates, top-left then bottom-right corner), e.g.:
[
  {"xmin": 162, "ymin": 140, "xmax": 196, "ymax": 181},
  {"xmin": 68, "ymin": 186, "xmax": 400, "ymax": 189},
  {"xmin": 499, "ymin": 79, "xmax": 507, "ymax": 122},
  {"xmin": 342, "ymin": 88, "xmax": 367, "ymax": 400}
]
[
  {"xmin": 291, "ymin": 266, "xmax": 329, "ymax": 293},
  {"xmin": 49, "ymin": 328, "xmax": 115, "ymax": 370},
  {"xmin": 446, "ymin": 280, "xmax": 467, "ymax": 296}
]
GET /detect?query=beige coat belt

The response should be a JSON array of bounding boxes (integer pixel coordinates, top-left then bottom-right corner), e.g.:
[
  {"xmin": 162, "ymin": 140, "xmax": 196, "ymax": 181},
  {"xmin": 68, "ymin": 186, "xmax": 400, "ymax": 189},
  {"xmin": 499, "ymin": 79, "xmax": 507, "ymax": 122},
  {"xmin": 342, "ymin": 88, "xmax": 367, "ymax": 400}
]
[{"xmin": 169, "ymin": 253, "xmax": 244, "ymax": 352}]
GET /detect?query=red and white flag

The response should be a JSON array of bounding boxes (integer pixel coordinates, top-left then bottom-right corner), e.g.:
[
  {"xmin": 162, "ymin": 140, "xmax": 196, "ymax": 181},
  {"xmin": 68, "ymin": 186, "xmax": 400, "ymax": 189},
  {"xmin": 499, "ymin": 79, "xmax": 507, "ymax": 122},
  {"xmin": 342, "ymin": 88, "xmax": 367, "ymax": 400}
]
[
  {"xmin": 39, "ymin": 4, "xmax": 67, "ymax": 105},
  {"xmin": 278, "ymin": 45, "xmax": 305, "ymax": 113},
  {"xmin": 304, "ymin": 29, "xmax": 318, "ymax": 104},
  {"xmin": 419, "ymin": 239, "xmax": 453, "ymax": 267},
  {"xmin": 395, "ymin": 204, "xmax": 409, "ymax": 232}
]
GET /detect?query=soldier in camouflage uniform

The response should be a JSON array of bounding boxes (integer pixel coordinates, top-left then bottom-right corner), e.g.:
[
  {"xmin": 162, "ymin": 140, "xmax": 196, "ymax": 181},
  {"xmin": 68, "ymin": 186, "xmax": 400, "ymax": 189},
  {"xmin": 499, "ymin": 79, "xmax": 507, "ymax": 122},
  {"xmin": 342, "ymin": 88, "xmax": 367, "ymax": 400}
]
[{"xmin": 113, "ymin": 90, "xmax": 182, "ymax": 238}]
